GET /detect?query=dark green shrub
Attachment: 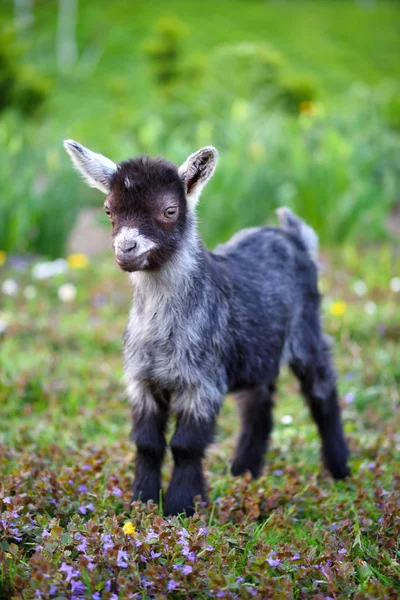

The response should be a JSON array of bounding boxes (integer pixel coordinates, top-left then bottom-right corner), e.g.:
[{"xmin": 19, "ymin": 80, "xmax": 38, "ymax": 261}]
[
  {"xmin": 277, "ymin": 74, "xmax": 319, "ymax": 113},
  {"xmin": 0, "ymin": 27, "xmax": 50, "ymax": 116},
  {"xmin": 206, "ymin": 43, "xmax": 285, "ymax": 110},
  {"xmin": 142, "ymin": 17, "xmax": 188, "ymax": 90}
]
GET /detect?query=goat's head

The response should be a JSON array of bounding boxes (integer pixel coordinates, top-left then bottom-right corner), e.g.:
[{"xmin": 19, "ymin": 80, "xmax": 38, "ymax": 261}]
[{"xmin": 64, "ymin": 141, "xmax": 218, "ymax": 272}]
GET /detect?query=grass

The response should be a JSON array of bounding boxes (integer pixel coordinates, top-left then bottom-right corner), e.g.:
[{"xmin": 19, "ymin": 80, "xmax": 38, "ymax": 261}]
[{"xmin": 0, "ymin": 243, "xmax": 399, "ymax": 598}]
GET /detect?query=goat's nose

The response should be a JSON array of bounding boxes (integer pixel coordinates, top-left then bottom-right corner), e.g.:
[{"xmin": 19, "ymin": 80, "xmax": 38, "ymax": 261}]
[{"xmin": 118, "ymin": 240, "xmax": 137, "ymax": 254}]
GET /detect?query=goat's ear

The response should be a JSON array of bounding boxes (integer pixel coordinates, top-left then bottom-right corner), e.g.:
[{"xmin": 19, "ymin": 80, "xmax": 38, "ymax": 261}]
[
  {"xmin": 63, "ymin": 139, "xmax": 117, "ymax": 194},
  {"xmin": 178, "ymin": 146, "xmax": 218, "ymax": 209}
]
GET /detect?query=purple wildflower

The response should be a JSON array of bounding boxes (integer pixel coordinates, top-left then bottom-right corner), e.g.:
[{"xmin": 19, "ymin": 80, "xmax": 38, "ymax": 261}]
[
  {"xmin": 181, "ymin": 565, "xmax": 193, "ymax": 575},
  {"xmin": 291, "ymin": 553, "xmax": 301, "ymax": 561},
  {"xmin": 3, "ymin": 497, "xmax": 11, "ymax": 504},
  {"xmin": 344, "ymin": 392, "xmax": 355, "ymax": 404},
  {"xmin": 206, "ymin": 545, "xmax": 214, "ymax": 551},
  {"xmin": 168, "ymin": 580, "xmax": 178, "ymax": 591},
  {"xmin": 92, "ymin": 594, "xmax": 101, "ymax": 600},
  {"xmin": 82, "ymin": 464, "xmax": 91, "ymax": 471},
  {"xmin": 102, "ymin": 534, "xmax": 114, "ymax": 553},
  {"xmin": 338, "ymin": 548, "xmax": 347, "ymax": 555},
  {"xmin": 117, "ymin": 549, "xmax": 129, "ymax": 568},
  {"xmin": 77, "ymin": 537, "xmax": 87, "ymax": 553},
  {"xmin": 49, "ymin": 585, "xmax": 57, "ymax": 596},
  {"xmin": 78, "ymin": 506, "xmax": 87, "ymax": 515},
  {"xmin": 112, "ymin": 486, "xmax": 122, "ymax": 497},
  {"xmin": 86, "ymin": 503, "xmax": 95, "ymax": 512},
  {"xmin": 104, "ymin": 581, "xmax": 111, "ymax": 592},
  {"xmin": 10, "ymin": 528, "xmax": 22, "ymax": 541},
  {"xmin": 150, "ymin": 550, "xmax": 161, "ymax": 559},
  {"xmin": 42, "ymin": 529, "xmax": 50, "ymax": 538},
  {"xmin": 71, "ymin": 579, "xmax": 86, "ymax": 595},
  {"xmin": 77, "ymin": 485, "xmax": 88, "ymax": 493},
  {"xmin": 145, "ymin": 528, "xmax": 158, "ymax": 542},
  {"xmin": 236, "ymin": 577, "xmax": 245, "ymax": 583},
  {"xmin": 267, "ymin": 554, "xmax": 281, "ymax": 567},
  {"xmin": 110, "ymin": 595, "xmax": 118, "ymax": 600},
  {"xmin": 199, "ymin": 527, "xmax": 208, "ymax": 536},
  {"xmin": 59, "ymin": 563, "xmax": 79, "ymax": 582}
]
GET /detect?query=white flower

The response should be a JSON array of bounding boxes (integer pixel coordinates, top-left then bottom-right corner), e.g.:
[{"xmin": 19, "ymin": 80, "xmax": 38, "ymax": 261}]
[
  {"xmin": 390, "ymin": 277, "xmax": 400, "ymax": 293},
  {"xmin": 281, "ymin": 415, "xmax": 293, "ymax": 425},
  {"xmin": 24, "ymin": 285, "xmax": 37, "ymax": 300},
  {"xmin": 364, "ymin": 301, "xmax": 377, "ymax": 315},
  {"xmin": 353, "ymin": 280, "xmax": 367, "ymax": 297},
  {"xmin": 58, "ymin": 283, "xmax": 77, "ymax": 303},
  {"xmin": 32, "ymin": 259, "xmax": 68, "ymax": 280},
  {"xmin": 0, "ymin": 318, "xmax": 8, "ymax": 334},
  {"xmin": 2, "ymin": 279, "xmax": 18, "ymax": 296}
]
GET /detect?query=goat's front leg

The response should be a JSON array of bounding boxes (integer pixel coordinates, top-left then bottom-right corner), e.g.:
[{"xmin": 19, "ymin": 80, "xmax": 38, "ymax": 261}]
[
  {"xmin": 129, "ymin": 382, "xmax": 169, "ymax": 505},
  {"xmin": 164, "ymin": 408, "xmax": 216, "ymax": 517}
]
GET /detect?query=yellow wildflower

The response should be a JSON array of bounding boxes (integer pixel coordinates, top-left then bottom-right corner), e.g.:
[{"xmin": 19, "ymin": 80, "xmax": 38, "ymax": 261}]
[
  {"xmin": 123, "ymin": 521, "xmax": 136, "ymax": 535},
  {"xmin": 299, "ymin": 101, "xmax": 315, "ymax": 115},
  {"xmin": 0, "ymin": 251, "xmax": 6, "ymax": 267},
  {"xmin": 329, "ymin": 300, "xmax": 347, "ymax": 317},
  {"xmin": 67, "ymin": 253, "xmax": 89, "ymax": 269}
]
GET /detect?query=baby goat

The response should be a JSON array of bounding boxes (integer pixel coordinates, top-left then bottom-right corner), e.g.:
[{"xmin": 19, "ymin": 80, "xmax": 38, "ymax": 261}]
[{"xmin": 64, "ymin": 140, "xmax": 350, "ymax": 516}]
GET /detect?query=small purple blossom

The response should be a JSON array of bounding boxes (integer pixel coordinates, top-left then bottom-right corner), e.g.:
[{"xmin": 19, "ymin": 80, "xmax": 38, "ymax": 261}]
[
  {"xmin": 145, "ymin": 528, "xmax": 158, "ymax": 542},
  {"xmin": 291, "ymin": 553, "xmax": 301, "ymax": 561},
  {"xmin": 77, "ymin": 537, "xmax": 87, "ymax": 553},
  {"xmin": 150, "ymin": 550, "xmax": 161, "ymax": 559},
  {"xmin": 338, "ymin": 548, "xmax": 347, "ymax": 555},
  {"xmin": 10, "ymin": 527, "xmax": 22, "ymax": 541},
  {"xmin": 111, "ymin": 486, "xmax": 123, "ymax": 497},
  {"xmin": 199, "ymin": 527, "xmax": 208, "ymax": 536},
  {"xmin": 92, "ymin": 594, "xmax": 101, "ymax": 600},
  {"xmin": 42, "ymin": 529, "xmax": 50, "ymax": 538},
  {"xmin": 104, "ymin": 580, "xmax": 111, "ymax": 592},
  {"xmin": 181, "ymin": 565, "xmax": 193, "ymax": 575},
  {"xmin": 168, "ymin": 580, "xmax": 178, "ymax": 591},
  {"xmin": 78, "ymin": 505, "xmax": 87, "ymax": 515},
  {"xmin": 77, "ymin": 485, "xmax": 88, "ymax": 493},
  {"xmin": 82, "ymin": 464, "xmax": 91, "ymax": 471},
  {"xmin": 267, "ymin": 553, "xmax": 281, "ymax": 567},
  {"xmin": 49, "ymin": 585, "xmax": 57, "ymax": 596},
  {"xmin": 236, "ymin": 577, "xmax": 245, "ymax": 583},
  {"xmin": 59, "ymin": 563, "xmax": 79, "ymax": 582},
  {"xmin": 71, "ymin": 579, "xmax": 86, "ymax": 595},
  {"xmin": 86, "ymin": 503, "xmax": 95, "ymax": 512},
  {"xmin": 117, "ymin": 549, "xmax": 129, "ymax": 568},
  {"xmin": 344, "ymin": 392, "xmax": 355, "ymax": 404},
  {"xmin": 102, "ymin": 533, "xmax": 114, "ymax": 553},
  {"xmin": 3, "ymin": 497, "xmax": 11, "ymax": 504}
]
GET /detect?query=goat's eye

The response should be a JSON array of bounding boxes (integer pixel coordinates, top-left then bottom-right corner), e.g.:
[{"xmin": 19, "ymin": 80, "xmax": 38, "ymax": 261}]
[
  {"xmin": 164, "ymin": 207, "xmax": 177, "ymax": 219},
  {"xmin": 104, "ymin": 206, "xmax": 111, "ymax": 217}
]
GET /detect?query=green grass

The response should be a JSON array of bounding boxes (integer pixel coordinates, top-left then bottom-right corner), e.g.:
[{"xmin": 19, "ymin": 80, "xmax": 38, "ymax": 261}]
[{"xmin": 0, "ymin": 245, "xmax": 399, "ymax": 598}]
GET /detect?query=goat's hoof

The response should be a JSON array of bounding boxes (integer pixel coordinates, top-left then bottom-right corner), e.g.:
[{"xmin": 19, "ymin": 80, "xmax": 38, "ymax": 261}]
[
  {"xmin": 231, "ymin": 458, "xmax": 261, "ymax": 479},
  {"xmin": 330, "ymin": 463, "xmax": 351, "ymax": 480},
  {"xmin": 164, "ymin": 489, "xmax": 204, "ymax": 517}
]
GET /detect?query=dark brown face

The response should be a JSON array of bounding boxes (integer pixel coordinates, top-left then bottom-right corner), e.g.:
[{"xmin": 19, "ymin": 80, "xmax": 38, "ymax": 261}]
[{"xmin": 104, "ymin": 157, "xmax": 188, "ymax": 272}]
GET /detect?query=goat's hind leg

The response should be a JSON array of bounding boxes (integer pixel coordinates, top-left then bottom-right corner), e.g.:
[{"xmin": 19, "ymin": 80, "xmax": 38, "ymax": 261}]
[
  {"xmin": 289, "ymin": 325, "xmax": 350, "ymax": 480},
  {"xmin": 231, "ymin": 383, "xmax": 275, "ymax": 478}
]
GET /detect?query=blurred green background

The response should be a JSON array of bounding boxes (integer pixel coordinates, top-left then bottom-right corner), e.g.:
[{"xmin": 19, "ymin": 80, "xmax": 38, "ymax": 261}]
[{"xmin": 0, "ymin": 0, "xmax": 400, "ymax": 257}]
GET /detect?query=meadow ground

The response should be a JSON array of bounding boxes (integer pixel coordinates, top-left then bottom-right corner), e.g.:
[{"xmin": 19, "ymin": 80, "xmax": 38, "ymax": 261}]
[{"xmin": 0, "ymin": 246, "xmax": 399, "ymax": 599}]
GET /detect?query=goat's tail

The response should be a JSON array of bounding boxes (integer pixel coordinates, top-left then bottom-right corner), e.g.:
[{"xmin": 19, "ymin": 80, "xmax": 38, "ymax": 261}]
[{"xmin": 276, "ymin": 206, "xmax": 318, "ymax": 263}]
